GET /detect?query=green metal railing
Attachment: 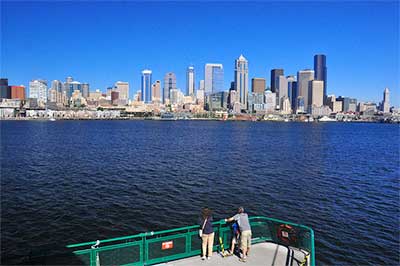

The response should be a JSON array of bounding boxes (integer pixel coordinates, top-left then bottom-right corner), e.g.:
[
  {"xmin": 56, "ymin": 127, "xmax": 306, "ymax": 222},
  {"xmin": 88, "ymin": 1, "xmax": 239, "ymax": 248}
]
[{"xmin": 67, "ymin": 216, "xmax": 315, "ymax": 266}]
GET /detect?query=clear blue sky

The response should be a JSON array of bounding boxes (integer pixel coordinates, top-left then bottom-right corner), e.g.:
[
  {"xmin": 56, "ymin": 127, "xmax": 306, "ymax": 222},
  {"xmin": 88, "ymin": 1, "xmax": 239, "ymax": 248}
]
[{"xmin": 1, "ymin": 1, "xmax": 399, "ymax": 105}]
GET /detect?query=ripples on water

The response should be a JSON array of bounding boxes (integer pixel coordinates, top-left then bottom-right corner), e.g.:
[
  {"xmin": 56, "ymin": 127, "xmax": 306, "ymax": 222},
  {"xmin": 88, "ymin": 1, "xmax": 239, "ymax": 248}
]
[{"xmin": 1, "ymin": 121, "xmax": 399, "ymax": 265}]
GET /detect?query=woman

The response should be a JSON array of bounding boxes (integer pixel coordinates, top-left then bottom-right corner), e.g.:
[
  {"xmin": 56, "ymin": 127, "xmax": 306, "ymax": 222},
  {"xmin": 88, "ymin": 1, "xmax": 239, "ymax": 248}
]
[{"xmin": 199, "ymin": 207, "xmax": 214, "ymax": 260}]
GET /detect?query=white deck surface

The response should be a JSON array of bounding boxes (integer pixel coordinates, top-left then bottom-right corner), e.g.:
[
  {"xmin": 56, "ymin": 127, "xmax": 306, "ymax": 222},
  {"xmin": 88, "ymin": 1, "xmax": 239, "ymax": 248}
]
[{"xmin": 156, "ymin": 242, "xmax": 309, "ymax": 266}]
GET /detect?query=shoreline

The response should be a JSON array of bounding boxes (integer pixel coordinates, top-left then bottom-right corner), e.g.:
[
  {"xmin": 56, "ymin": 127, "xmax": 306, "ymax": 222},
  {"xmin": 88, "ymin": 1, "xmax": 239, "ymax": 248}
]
[{"xmin": 0, "ymin": 117, "xmax": 398, "ymax": 123}]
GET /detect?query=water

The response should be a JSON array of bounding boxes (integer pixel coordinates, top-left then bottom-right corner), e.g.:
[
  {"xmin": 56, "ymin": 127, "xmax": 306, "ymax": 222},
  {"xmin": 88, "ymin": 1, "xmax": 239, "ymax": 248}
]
[{"xmin": 1, "ymin": 121, "xmax": 399, "ymax": 265}]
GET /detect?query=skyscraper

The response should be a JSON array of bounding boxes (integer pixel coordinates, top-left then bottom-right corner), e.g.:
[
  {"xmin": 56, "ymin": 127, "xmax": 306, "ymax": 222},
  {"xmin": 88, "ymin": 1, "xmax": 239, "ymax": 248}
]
[
  {"xmin": 163, "ymin": 72, "xmax": 177, "ymax": 103},
  {"xmin": 287, "ymin": 76, "xmax": 297, "ymax": 110},
  {"xmin": 234, "ymin": 55, "xmax": 249, "ymax": 109},
  {"xmin": 152, "ymin": 80, "xmax": 161, "ymax": 102},
  {"xmin": 297, "ymin": 69, "xmax": 314, "ymax": 112},
  {"xmin": 382, "ymin": 88, "xmax": 390, "ymax": 113},
  {"xmin": 251, "ymin": 78, "xmax": 266, "ymax": 94},
  {"xmin": 82, "ymin": 83, "xmax": 90, "ymax": 99},
  {"xmin": 277, "ymin": 75, "xmax": 288, "ymax": 108},
  {"xmin": 0, "ymin": 78, "xmax": 10, "ymax": 99},
  {"xmin": 270, "ymin": 69, "xmax": 284, "ymax": 93},
  {"xmin": 141, "ymin": 70, "xmax": 152, "ymax": 103},
  {"xmin": 51, "ymin": 80, "xmax": 63, "ymax": 93},
  {"xmin": 314, "ymin": 54, "xmax": 327, "ymax": 102},
  {"xmin": 204, "ymin": 63, "xmax": 224, "ymax": 94},
  {"xmin": 29, "ymin": 79, "xmax": 48, "ymax": 104},
  {"xmin": 114, "ymin": 81, "xmax": 129, "ymax": 104},
  {"xmin": 310, "ymin": 80, "xmax": 324, "ymax": 107},
  {"xmin": 186, "ymin": 66, "xmax": 195, "ymax": 97}
]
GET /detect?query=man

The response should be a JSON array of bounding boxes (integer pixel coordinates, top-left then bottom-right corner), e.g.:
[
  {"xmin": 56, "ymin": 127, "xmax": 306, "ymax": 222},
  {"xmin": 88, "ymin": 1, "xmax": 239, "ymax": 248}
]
[{"xmin": 225, "ymin": 207, "xmax": 252, "ymax": 262}]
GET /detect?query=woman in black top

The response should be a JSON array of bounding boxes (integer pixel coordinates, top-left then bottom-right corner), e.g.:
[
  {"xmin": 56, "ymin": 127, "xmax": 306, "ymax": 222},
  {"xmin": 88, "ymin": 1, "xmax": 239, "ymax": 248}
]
[{"xmin": 199, "ymin": 207, "xmax": 214, "ymax": 260}]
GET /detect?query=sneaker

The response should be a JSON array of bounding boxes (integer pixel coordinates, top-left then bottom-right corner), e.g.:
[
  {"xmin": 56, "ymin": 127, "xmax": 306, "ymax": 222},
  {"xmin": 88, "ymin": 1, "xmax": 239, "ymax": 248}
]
[
  {"xmin": 239, "ymin": 257, "xmax": 247, "ymax": 262},
  {"xmin": 201, "ymin": 256, "xmax": 206, "ymax": 260},
  {"xmin": 207, "ymin": 256, "xmax": 211, "ymax": 260}
]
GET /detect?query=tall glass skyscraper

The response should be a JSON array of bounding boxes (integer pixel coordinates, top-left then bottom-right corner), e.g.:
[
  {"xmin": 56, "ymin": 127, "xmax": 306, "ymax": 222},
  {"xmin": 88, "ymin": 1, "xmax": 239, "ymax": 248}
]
[
  {"xmin": 314, "ymin": 54, "xmax": 327, "ymax": 102},
  {"xmin": 186, "ymin": 66, "xmax": 195, "ymax": 97},
  {"xmin": 270, "ymin": 69, "xmax": 284, "ymax": 93},
  {"xmin": 141, "ymin": 70, "xmax": 152, "ymax": 103},
  {"xmin": 163, "ymin": 72, "xmax": 176, "ymax": 103},
  {"xmin": 234, "ymin": 54, "xmax": 248, "ymax": 109},
  {"xmin": 297, "ymin": 69, "xmax": 314, "ymax": 112},
  {"xmin": 204, "ymin": 63, "xmax": 224, "ymax": 94}
]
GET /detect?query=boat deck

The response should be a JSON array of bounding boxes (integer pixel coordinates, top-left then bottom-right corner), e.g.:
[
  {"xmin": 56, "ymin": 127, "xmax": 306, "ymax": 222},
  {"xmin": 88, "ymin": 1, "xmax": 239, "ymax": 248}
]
[{"xmin": 156, "ymin": 242, "xmax": 309, "ymax": 266}]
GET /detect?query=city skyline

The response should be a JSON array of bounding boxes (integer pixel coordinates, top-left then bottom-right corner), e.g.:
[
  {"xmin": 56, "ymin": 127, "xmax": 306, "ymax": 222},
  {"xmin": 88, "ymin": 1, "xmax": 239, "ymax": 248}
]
[{"xmin": 1, "ymin": 1, "xmax": 398, "ymax": 105}]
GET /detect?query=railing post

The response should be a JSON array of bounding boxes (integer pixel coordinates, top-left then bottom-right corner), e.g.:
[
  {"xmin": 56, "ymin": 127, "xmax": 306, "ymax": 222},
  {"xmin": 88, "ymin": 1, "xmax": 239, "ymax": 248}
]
[{"xmin": 185, "ymin": 228, "xmax": 191, "ymax": 254}]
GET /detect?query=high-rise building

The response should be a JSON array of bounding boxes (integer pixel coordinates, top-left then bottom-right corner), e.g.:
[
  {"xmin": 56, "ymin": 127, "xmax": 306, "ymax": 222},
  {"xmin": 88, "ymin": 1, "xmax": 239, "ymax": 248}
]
[
  {"xmin": 277, "ymin": 75, "xmax": 288, "ymax": 108},
  {"xmin": 114, "ymin": 81, "xmax": 129, "ymax": 104},
  {"xmin": 264, "ymin": 90, "xmax": 277, "ymax": 113},
  {"xmin": 186, "ymin": 66, "xmax": 195, "ymax": 96},
  {"xmin": 51, "ymin": 80, "xmax": 63, "ymax": 93},
  {"xmin": 82, "ymin": 83, "xmax": 90, "ymax": 99},
  {"xmin": 270, "ymin": 69, "xmax": 284, "ymax": 93},
  {"xmin": 234, "ymin": 55, "xmax": 249, "ymax": 109},
  {"xmin": 29, "ymin": 79, "xmax": 48, "ymax": 104},
  {"xmin": 314, "ymin": 54, "xmax": 327, "ymax": 103},
  {"xmin": 287, "ymin": 76, "xmax": 297, "ymax": 111},
  {"xmin": 163, "ymin": 72, "xmax": 176, "ymax": 103},
  {"xmin": 63, "ymin": 77, "xmax": 81, "ymax": 99},
  {"xmin": 337, "ymin": 96, "xmax": 357, "ymax": 113},
  {"xmin": 206, "ymin": 91, "xmax": 229, "ymax": 111},
  {"xmin": 251, "ymin": 78, "xmax": 266, "ymax": 94},
  {"xmin": 0, "ymin": 78, "xmax": 10, "ymax": 99},
  {"xmin": 10, "ymin": 85, "xmax": 26, "ymax": 100},
  {"xmin": 281, "ymin": 97, "xmax": 292, "ymax": 114},
  {"xmin": 310, "ymin": 80, "xmax": 324, "ymax": 107},
  {"xmin": 152, "ymin": 80, "xmax": 161, "ymax": 102},
  {"xmin": 382, "ymin": 88, "xmax": 390, "ymax": 113},
  {"xmin": 141, "ymin": 70, "xmax": 152, "ymax": 103},
  {"xmin": 297, "ymin": 69, "xmax": 314, "ymax": 112},
  {"xmin": 204, "ymin": 63, "xmax": 224, "ymax": 94}
]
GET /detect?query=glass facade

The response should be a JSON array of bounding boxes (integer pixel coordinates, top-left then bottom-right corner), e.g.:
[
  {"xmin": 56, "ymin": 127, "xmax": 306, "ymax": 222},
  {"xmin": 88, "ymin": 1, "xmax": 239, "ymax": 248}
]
[{"xmin": 141, "ymin": 70, "xmax": 152, "ymax": 103}]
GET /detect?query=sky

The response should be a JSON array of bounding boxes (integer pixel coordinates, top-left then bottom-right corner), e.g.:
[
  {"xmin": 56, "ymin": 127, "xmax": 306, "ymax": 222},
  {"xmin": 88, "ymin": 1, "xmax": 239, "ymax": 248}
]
[{"xmin": 1, "ymin": 1, "xmax": 399, "ymax": 105}]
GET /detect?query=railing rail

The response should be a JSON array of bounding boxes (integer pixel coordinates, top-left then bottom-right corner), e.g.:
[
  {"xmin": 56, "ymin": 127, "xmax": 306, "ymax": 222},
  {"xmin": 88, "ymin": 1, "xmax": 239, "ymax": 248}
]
[{"xmin": 67, "ymin": 216, "xmax": 315, "ymax": 266}]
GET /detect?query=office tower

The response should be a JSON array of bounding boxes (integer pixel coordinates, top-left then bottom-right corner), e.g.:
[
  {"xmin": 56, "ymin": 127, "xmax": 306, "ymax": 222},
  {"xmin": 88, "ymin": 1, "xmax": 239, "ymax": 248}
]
[
  {"xmin": 196, "ymin": 89, "xmax": 205, "ymax": 105},
  {"xmin": 252, "ymin": 78, "xmax": 266, "ymax": 94},
  {"xmin": 0, "ymin": 78, "xmax": 10, "ymax": 99},
  {"xmin": 186, "ymin": 66, "xmax": 195, "ymax": 96},
  {"xmin": 310, "ymin": 80, "xmax": 324, "ymax": 107},
  {"xmin": 163, "ymin": 72, "xmax": 176, "ymax": 103},
  {"xmin": 111, "ymin": 91, "xmax": 119, "ymax": 105},
  {"xmin": 277, "ymin": 75, "xmax": 288, "ymax": 108},
  {"xmin": 152, "ymin": 80, "xmax": 161, "ymax": 102},
  {"xmin": 264, "ymin": 90, "xmax": 276, "ymax": 113},
  {"xmin": 141, "ymin": 70, "xmax": 152, "ymax": 103},
  {"xmin": 204, "ymin": 63, "xmax": 224, "ymax": 94},
  {"xmin": 234, "ymin": 55, "xmax": 249, "ymax": 109},
  {"xmin": 199, "ymin": 80, "xmax": 205, "ymax": 91},
  {"xmin": 382, "ymin": 88, "xmax": 390, "ymax": 113},
  {"xmin": 29, "ymin": 79, "xmax": 48, "ymax": 104},
  {"xmin": 10, "ymin": 85, "xmax": 26, "ymax": 100},
  {"xmin": 48, "ymin": 88, "xmax": 57, "ymax": 103},
  {"xmin": 114, "ymin": 81, "xmax": 129, "ymax": 104},
  {"xmin": 296, "ymin": 96, "xmax": 305, "ymax": 114},
  {"xmin": 270, "ymin": 69, "xmax": 284, "ymax": 93},
  {"xmin": 207, "ymin": 91, "xmax": 228, "ymax": 111},
  {"xmin": 327, "ymin": 95, "xmax": 342, "ymax": 113},
  {"xmin": 297, "ymin": 69, "xmax": 314, "ymax": 112},
  {"xmin": 287, "ymin": 76, "xmax": 297, "ymax": 110},
  {"xmin": 337, "ymin": 96, "xmax": 357, "ymax": 113},
  {"xmin": 82, "ymin": 83, "xmax": 90, "ymax": 98},
  {"xmin": 281, "ymin": 97, "xmax": 292, "ymax": 114},
  {"xmin": 170, "ymin": 89, "xmax": 184, "ymax": 105},
  {"xmin": 314, "ymin": 54, "xmax": 327, "ymax": 102},
  {"xmin": 51, "ymin": 80, "xmax": 63, "ymax": 93}
]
